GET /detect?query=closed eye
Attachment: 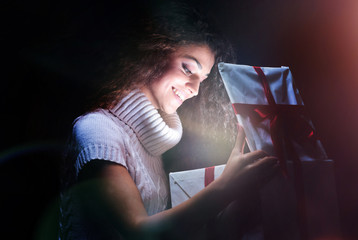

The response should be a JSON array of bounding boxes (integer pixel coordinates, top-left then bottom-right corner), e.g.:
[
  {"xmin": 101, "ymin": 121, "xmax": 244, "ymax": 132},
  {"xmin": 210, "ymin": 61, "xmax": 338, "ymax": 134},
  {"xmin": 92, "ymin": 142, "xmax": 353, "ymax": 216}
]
[{"xmin": 182, "ymin": 63, "xmax": 192, "ymax": 75}]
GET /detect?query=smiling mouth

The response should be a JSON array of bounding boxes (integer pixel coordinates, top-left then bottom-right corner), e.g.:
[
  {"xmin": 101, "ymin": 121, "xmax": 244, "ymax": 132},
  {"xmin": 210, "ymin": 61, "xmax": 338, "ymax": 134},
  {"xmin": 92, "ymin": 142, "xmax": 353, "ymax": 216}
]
[{"xmin": 172, "ymin": 87, "xmax": 185, "ymax": 102}]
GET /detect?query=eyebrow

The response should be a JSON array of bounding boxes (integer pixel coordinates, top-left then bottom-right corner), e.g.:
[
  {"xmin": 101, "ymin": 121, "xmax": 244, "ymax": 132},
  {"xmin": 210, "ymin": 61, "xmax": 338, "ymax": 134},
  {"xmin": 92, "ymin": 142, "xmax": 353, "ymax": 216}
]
[
  {"xmin": 183, "ymin": 55, "xmax": 202, "ymax": 70},
  {"xmin": 183, "ymin": 55, "xmax": 211, "ymax": 77}
]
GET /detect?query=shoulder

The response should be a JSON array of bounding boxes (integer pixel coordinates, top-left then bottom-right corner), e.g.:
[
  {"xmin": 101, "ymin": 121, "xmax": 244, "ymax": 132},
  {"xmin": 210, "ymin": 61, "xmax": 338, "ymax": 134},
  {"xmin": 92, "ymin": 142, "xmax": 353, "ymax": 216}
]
[
  {"xmin": 72, "ymin": 109, "xmax": 126, "ymax": 145},
  {"xmin": 70, "ymin": 110, "xmax": 131, "ymax": 173},
  {"xmin": 74, "ymin": 110, "xmax": 116, "ymax": 132}
]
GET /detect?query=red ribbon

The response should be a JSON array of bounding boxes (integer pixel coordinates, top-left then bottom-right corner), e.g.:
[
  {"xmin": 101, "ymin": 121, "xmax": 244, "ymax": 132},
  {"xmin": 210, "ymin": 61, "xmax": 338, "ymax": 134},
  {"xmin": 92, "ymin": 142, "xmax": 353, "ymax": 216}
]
[
  {"xmin": 205, "ymin": 166, "xmax": 215, "ymax": 187},
  {"xmin": 232, "ymin": 66, "xmax": 310, "ymax": 239}
]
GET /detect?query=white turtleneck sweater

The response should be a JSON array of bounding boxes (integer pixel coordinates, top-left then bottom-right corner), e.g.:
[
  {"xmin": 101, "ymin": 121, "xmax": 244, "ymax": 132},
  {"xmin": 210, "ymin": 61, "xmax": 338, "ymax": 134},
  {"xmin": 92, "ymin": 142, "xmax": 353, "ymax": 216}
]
[{"xmin": 60, "ymin": 90, "xmax": 182, "ymax": 239}]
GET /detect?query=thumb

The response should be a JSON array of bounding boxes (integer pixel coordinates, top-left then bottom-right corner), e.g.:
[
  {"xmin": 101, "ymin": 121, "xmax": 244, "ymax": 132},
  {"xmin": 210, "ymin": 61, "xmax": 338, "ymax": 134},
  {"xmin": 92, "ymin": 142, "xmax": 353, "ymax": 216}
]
[{"xmin": 233, "ymin": 124, "xmax": 246, "ymax": 155}]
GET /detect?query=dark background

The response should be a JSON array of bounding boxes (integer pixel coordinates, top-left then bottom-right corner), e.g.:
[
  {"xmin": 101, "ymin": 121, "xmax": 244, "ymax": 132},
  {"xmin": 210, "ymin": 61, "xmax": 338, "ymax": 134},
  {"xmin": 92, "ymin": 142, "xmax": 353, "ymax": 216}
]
[{"xmin": 1, "ymin": 0, "xmax": 358, "ymax": 239}]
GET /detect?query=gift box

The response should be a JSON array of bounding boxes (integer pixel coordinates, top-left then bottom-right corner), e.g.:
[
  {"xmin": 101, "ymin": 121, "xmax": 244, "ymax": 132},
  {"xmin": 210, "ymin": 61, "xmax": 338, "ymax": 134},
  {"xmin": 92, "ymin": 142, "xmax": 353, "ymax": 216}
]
[
  {"xmin": 169, "ymin": 162, "xmax": 341, "ymax": 239},
  {"xmin": 170, "ymin": 165, "xmax": 265, "ymax": 239},
  {"xmin": 169, "ymin": 165, "xmax": 225, "ymax": 207},
  {"xmin": 218, "ymin": 63, "xmax": 328, "ymax": 164},
  {"xmin": 218, "ymin": 62, "xmax": 341, "ymax": 239}
]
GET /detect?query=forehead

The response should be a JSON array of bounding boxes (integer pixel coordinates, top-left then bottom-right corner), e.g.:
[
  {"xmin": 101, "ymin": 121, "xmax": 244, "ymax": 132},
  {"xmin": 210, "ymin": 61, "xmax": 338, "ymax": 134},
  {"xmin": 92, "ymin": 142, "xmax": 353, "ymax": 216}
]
[{"xmin": 174, "ymin": 45, "xmax": 215, "ymax": 72}]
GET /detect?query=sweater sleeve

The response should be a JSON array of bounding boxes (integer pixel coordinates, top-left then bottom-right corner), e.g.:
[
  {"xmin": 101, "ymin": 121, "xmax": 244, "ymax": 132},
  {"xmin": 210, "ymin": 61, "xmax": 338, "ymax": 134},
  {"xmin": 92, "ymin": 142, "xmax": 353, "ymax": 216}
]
[{"xmin": 71, "ymin": 111, "xmax": 128, "ymax": 174}]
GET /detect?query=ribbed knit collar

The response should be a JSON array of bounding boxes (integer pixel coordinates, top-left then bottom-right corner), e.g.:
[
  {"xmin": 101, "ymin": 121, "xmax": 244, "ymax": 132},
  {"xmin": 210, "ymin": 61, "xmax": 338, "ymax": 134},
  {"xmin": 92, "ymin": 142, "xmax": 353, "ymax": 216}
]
[{"xmin": 109, "ymin": 90, "xmax": 183, "ymax": 156}]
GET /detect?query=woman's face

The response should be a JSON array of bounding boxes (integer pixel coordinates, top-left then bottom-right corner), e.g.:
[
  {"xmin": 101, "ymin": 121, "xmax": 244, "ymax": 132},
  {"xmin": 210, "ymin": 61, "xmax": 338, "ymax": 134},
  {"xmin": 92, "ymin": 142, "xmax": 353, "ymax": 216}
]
[{"xmin": 142, "ymin": 45, "xmax": 215, "ymax": 114}]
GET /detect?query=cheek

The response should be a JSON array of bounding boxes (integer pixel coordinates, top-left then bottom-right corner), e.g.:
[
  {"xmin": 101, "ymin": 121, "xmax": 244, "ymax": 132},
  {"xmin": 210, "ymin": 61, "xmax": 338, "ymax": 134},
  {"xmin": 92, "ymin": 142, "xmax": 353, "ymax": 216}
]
[
  {"xmin": 158, "ymin": 72, "xmax": 184, "ymax": 88},
  {"xmin": 153, "ymin": 78, "xmax": 171, "ymax": 91}
]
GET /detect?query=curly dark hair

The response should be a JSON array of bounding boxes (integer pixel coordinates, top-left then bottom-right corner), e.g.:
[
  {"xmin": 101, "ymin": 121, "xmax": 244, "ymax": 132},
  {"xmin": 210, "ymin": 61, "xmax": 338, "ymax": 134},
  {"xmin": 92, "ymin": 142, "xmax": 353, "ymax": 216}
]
[
  {"xmin": 89, "ymin": 2, "xmax": 236, "ymax": 111},
  {"xmin": 86, "ymin": 3, "xmax": 238, "ymax": 154}
]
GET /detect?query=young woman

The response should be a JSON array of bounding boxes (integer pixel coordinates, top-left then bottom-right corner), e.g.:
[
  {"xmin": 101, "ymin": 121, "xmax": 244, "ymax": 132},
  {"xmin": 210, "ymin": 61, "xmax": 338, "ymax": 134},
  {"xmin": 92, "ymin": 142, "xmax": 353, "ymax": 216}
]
[{"xmin": 59, "ymin": 4, "xmax": 279, "ymax": 240}]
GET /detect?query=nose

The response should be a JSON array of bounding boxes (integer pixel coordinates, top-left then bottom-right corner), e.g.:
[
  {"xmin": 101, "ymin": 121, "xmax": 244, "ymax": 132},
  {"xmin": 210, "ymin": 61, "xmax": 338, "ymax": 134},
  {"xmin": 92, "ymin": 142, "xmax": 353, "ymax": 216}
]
[{"xmin": 186, "ymin": 79, "xmax": 200, "ymax": 97}]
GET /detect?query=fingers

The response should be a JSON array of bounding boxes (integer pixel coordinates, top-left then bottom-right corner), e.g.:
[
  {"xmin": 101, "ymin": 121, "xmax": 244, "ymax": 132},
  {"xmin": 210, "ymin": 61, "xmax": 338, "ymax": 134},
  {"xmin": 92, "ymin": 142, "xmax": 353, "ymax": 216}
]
[
  {"xmin": 251, "ymin": 155, "xmax": 278, "ymax": 169},
  {"xmin": 251, "ymin": 156, "xmax": 280, "ymax": 185},
  {"xmin": 235, "ymin": 125, "xmax": 246, "ymax": 152},
  {"xmin": 232, "ymin": 125, "xmax": 246, "ymax": 155},
  {"xmin": 241, "ymin": 153, "xmax": 279, "ymax": 182},
  {"xmin": 239, "ymin": 150, "xmax": 269, "ymax": 166}
]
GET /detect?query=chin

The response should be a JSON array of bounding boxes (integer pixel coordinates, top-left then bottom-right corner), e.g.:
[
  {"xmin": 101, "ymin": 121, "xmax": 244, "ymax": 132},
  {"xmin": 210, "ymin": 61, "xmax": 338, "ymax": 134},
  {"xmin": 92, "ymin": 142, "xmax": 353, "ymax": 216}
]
[
  {"xmin": 162, "ymin": 109, "xmax": 177, "ymax": 114},
  {"xmin": 161, "ymin": 106, "xmax": 178, "ymax": 115}
]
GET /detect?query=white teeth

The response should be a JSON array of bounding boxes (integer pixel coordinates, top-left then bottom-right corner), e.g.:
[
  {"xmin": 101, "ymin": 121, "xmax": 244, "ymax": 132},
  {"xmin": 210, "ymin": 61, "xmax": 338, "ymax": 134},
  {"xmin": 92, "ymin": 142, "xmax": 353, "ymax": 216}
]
[{"xmin": 172, "ymin": 88, "xmax": 184, "ymax": 101}]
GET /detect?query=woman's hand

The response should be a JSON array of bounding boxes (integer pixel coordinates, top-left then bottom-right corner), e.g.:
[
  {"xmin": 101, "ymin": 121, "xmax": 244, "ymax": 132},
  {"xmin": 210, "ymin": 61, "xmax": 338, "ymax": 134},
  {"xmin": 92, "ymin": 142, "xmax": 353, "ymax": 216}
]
[{"xmin": 219, "ymin": 125, "xmax": 279, "ymax": 201}]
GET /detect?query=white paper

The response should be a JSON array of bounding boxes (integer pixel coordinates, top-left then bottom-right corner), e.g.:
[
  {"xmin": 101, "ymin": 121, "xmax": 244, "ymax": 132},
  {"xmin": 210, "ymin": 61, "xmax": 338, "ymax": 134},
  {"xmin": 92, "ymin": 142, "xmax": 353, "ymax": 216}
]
[
  {"xmin": 218, "ymin": 63, "xmax": 303, "ymax": 106},
  {"xmin": 218, "ymin": 62, "xmax": 327, "ymax": 161},
  {"xmin": 169, "ymin": 165, "xmax": 225, "ymax": 207}
]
